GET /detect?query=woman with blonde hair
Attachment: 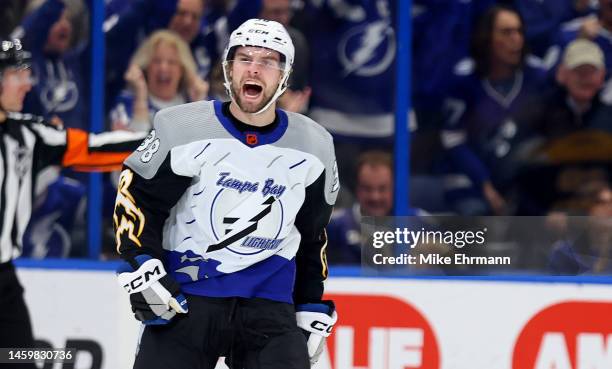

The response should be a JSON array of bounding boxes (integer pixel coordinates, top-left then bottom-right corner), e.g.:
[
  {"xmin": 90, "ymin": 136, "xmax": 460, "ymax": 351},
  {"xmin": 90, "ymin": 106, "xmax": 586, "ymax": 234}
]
[{"xmin": 110, "ymin": 30, "xmax": 208, "ymax": 132}]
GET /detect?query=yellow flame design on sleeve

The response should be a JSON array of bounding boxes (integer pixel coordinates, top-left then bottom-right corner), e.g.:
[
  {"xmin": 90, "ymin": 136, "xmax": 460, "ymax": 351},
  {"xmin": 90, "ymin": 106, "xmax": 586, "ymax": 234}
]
[{"xmin": 114, "ymin": 169, "xmax": 146, "ymax": 253}]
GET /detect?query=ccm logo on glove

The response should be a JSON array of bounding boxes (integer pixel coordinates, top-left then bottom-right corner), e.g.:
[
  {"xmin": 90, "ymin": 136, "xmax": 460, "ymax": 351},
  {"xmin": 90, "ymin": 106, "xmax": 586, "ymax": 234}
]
[
  {"xmin": 119, "ymin": 258, "xmax": 165, "ymax": 293},
  {"xmin": 311, "ymin": 320, "xmax": 334, "ymax": 334},
  {"xmin": 117, "ymin": 255, "xmax": 188, "ymax": 325}
]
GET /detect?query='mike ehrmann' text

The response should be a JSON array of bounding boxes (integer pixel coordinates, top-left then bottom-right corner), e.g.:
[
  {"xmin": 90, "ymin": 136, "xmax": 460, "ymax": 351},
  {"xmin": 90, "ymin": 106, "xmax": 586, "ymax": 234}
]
[{"xmin": 372, "ymin": 253, "xmax": 512, "ymax": 266}]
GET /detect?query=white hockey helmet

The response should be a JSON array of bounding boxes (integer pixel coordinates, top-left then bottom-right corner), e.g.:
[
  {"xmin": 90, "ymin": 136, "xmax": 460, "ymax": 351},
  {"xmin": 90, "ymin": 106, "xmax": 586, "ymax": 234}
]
[{"xmin": 222, "ymin": 18, "xmax": 295, "ymax": 114}]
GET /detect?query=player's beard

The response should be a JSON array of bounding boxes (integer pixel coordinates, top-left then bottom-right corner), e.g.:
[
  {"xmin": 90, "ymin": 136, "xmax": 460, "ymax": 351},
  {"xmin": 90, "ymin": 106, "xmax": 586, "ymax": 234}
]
[{"xmin": 231, "ymin": 79, "xmax": 276, "ymax": 113}]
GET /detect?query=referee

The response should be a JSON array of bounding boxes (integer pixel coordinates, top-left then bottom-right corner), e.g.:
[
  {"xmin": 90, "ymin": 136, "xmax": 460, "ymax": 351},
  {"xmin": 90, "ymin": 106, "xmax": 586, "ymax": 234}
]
[{"xmin": 0, "ymin": 39, "xmax": 146, "ymax": 368}]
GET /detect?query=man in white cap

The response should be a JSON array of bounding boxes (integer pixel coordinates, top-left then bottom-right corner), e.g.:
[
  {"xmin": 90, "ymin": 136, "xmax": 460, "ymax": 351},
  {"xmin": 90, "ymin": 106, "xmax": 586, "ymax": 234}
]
[
  {"xmin": 538, "ymin": 38, "xmax": 612, "ymax": 137},
  {"xmin": 114, "ymin": 19, "xmax": 339, "ymax": 369}
]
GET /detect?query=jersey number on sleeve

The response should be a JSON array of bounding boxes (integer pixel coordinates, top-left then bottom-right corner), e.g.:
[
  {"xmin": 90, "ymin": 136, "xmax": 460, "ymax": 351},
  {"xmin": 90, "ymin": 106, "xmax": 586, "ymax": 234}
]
[{"xmin": 137, "ymin": 130, "xmax": 160, "ymax": 163}]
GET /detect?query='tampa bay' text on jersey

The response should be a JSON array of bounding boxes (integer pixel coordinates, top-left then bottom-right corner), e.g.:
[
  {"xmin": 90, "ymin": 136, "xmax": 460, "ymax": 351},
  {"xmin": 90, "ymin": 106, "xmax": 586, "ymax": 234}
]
[{"xmin": 114, "ymin": 100, "xmax": 339, "ymax": 304}]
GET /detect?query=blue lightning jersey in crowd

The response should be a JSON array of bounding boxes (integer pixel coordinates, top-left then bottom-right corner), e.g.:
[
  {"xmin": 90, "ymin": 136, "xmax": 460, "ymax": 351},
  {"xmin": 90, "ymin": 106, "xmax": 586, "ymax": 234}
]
[
  {"xmin": 441, "ymin": 60, "xmax": 550, "ymax": 193},
  {"xmin": 412, "ymin": 0, "xmax": 495, "ymax": 109},
  {"xmin": 114, "ymin": 101, "xmax": 339, "ymax": 304},
  {"xmin": 301, "ymin": 0, "xmax": 397, "ymax": 137},
  {"xmin": 16, "ymin": 0, "xmax": 89, "ymax": 129}
]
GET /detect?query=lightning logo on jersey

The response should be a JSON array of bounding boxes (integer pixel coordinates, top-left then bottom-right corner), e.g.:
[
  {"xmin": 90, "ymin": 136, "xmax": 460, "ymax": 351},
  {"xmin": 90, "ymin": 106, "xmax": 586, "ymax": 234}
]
[{"xmin": 207, "ymin": 196, "xmax": 277, "ymax": 253}]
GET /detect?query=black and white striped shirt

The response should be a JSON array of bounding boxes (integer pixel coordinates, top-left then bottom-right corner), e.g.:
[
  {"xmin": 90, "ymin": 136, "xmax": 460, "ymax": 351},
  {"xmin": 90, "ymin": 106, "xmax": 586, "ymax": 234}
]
[{"xmin": 0, "ymin": 112, "xmax": 146, "ymax": 263}]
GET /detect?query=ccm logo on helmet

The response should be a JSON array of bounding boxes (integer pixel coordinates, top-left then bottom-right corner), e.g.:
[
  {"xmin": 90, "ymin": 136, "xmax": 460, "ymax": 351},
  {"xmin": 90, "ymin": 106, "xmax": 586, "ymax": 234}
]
[
  {"xmin": 311, "ymin": 320, "xmax": 334, "ymax": 334},
  {"xmin": 248, "ymin": 29, "xmax": 269, "ymax": 35},
  {"xmin": 123, "ymin": 265, "xmax": 162, "ymax": 293}
]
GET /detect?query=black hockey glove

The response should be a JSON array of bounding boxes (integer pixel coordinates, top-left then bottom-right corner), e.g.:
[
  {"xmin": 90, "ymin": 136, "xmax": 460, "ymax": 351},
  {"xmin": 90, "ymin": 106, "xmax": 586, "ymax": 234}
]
[
  {"xmin": 296, "ymin": 300, "xmax": 338, "ymax": 365},
  {"xmin": 117, "ymin": 255, "xmax": 188, "ymax": 325}
]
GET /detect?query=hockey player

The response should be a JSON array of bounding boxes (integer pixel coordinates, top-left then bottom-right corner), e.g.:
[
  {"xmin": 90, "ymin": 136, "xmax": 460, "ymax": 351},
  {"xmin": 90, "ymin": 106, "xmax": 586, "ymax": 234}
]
[
  {"xmin": 115, "ymin": 19, "xmax": 339, "ymax": 369},
  {"xmin": 0, "ymin": 39, "xmax": 147, "ymax": 369}
]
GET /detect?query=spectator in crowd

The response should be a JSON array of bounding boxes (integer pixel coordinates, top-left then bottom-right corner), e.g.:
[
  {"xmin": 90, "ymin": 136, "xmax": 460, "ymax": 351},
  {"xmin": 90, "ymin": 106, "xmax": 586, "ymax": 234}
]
[
  {"xmin": 299, "ymin": 0, "xmax": 396, "ymax": 203},
  {"xmin": 412, "ymin": 0, "xmax": 496, "ymax": 113},
  {"xmin": 515, "ymin": 39, "xmax": 612, "ymax": 215},
  {"xmin": 15, "ymin": 0, "xmax": 90, "ymax": 129},
  {"xmin": 537, "ymin": 39, "xmax": 612, "ymax": 138},
  {"xmin": 548, "ymin": 180, "xmax": 612, "ymax": 274},
  {"xmin": 411, "ymin": 0, "xmax": 495, "ymax": 175},
  {"xmin": 259, "ymin": 0, "xmax": 311, "ymax": 113},
  {"xmin": 105, "ymin": 0, "xmax": 217, "ymax": 107},
  {"xmin": 546, "ymin": 0, "xmax": 612, "ymax": 77},
  {"xmin": 110, "ymin": 30, "xmax": 208, "ymax": 132},
  {"xmin": 327, "ymin": 151, "xmax": 394, "ymax": 264},
  {"xmin": 441, "ymin": 5, "xmax": 550, "ymax": 215},
  {"xmin": 513, "ymin": 0, "xmax": 595, "ymax": 57}
]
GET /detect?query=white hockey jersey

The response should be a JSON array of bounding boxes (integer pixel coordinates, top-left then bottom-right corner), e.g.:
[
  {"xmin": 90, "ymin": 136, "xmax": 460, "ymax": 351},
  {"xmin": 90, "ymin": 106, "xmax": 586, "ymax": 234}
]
[{"xmin": 114, "ymin": 100, "xmax": 339, "ymax": 304}]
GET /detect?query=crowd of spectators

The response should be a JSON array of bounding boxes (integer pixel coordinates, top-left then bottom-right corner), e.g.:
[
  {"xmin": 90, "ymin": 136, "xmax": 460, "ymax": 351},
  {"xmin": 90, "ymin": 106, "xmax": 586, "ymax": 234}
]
[{"xmin": 2, "ymin": 0, "xmax": 611, "ymax": 274}]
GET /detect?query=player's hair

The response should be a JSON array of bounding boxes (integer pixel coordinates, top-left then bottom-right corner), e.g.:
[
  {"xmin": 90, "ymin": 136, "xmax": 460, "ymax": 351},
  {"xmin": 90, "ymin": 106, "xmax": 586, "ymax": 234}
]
[
  {"xmin": 471, "ymin": 4, "xmax": 526, "ymax": 78},
  {"xmin": 356, "ymin": 151, "xmax": 393, "ymax": 180},
  {"xmin": 130, "ymin": 30, "xmax": 198, "ymax": 91}
]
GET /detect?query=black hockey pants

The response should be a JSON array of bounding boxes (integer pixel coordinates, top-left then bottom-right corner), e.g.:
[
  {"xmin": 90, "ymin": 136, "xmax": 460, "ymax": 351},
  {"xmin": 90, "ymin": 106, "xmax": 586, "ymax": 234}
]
[{"xmin": 133, "ymin": 295, "xmax": 310, "ymax": 369}]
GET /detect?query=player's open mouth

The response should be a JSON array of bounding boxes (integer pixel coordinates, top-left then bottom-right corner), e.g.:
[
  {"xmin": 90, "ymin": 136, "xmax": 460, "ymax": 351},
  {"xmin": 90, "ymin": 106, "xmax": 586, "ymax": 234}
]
[{"xmin": 243, "ymin": 82, "xmax": 263, "ymax": 99}]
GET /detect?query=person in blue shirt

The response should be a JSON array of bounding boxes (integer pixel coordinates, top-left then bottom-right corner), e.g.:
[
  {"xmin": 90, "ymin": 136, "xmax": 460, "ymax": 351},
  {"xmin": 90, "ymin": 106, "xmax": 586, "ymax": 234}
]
[
  {"xmin": 15, "ymin": 0, "xmax": 89, "ymax": 129},
  {"xmin": 296, "ymin": 0, "xmax": 398, "ymax": 206},
  {"xmin": 412, "ymin": 0, "xmax": 496, "ymax": 112},
  {"xmin": 441, "ymin": 5, "xmax": 551, "ymax": 215}
]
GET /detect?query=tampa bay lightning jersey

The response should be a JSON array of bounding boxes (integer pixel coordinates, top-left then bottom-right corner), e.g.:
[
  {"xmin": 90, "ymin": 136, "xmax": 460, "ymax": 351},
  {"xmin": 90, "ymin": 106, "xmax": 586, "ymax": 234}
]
[
  {"xmin": 412, "ymin": 0, "xmax": 496, "ymax": 109},
  {"xmin": 301, "ymin": 0, "xmax": 397, "ymax": 137},
  {"xmin": 441, "ymin": 60, "xmax": 550, "ymax": 190},
  {"xmin": 114, "ymin": 100, "xmax": 339, "ymax": 304}
]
